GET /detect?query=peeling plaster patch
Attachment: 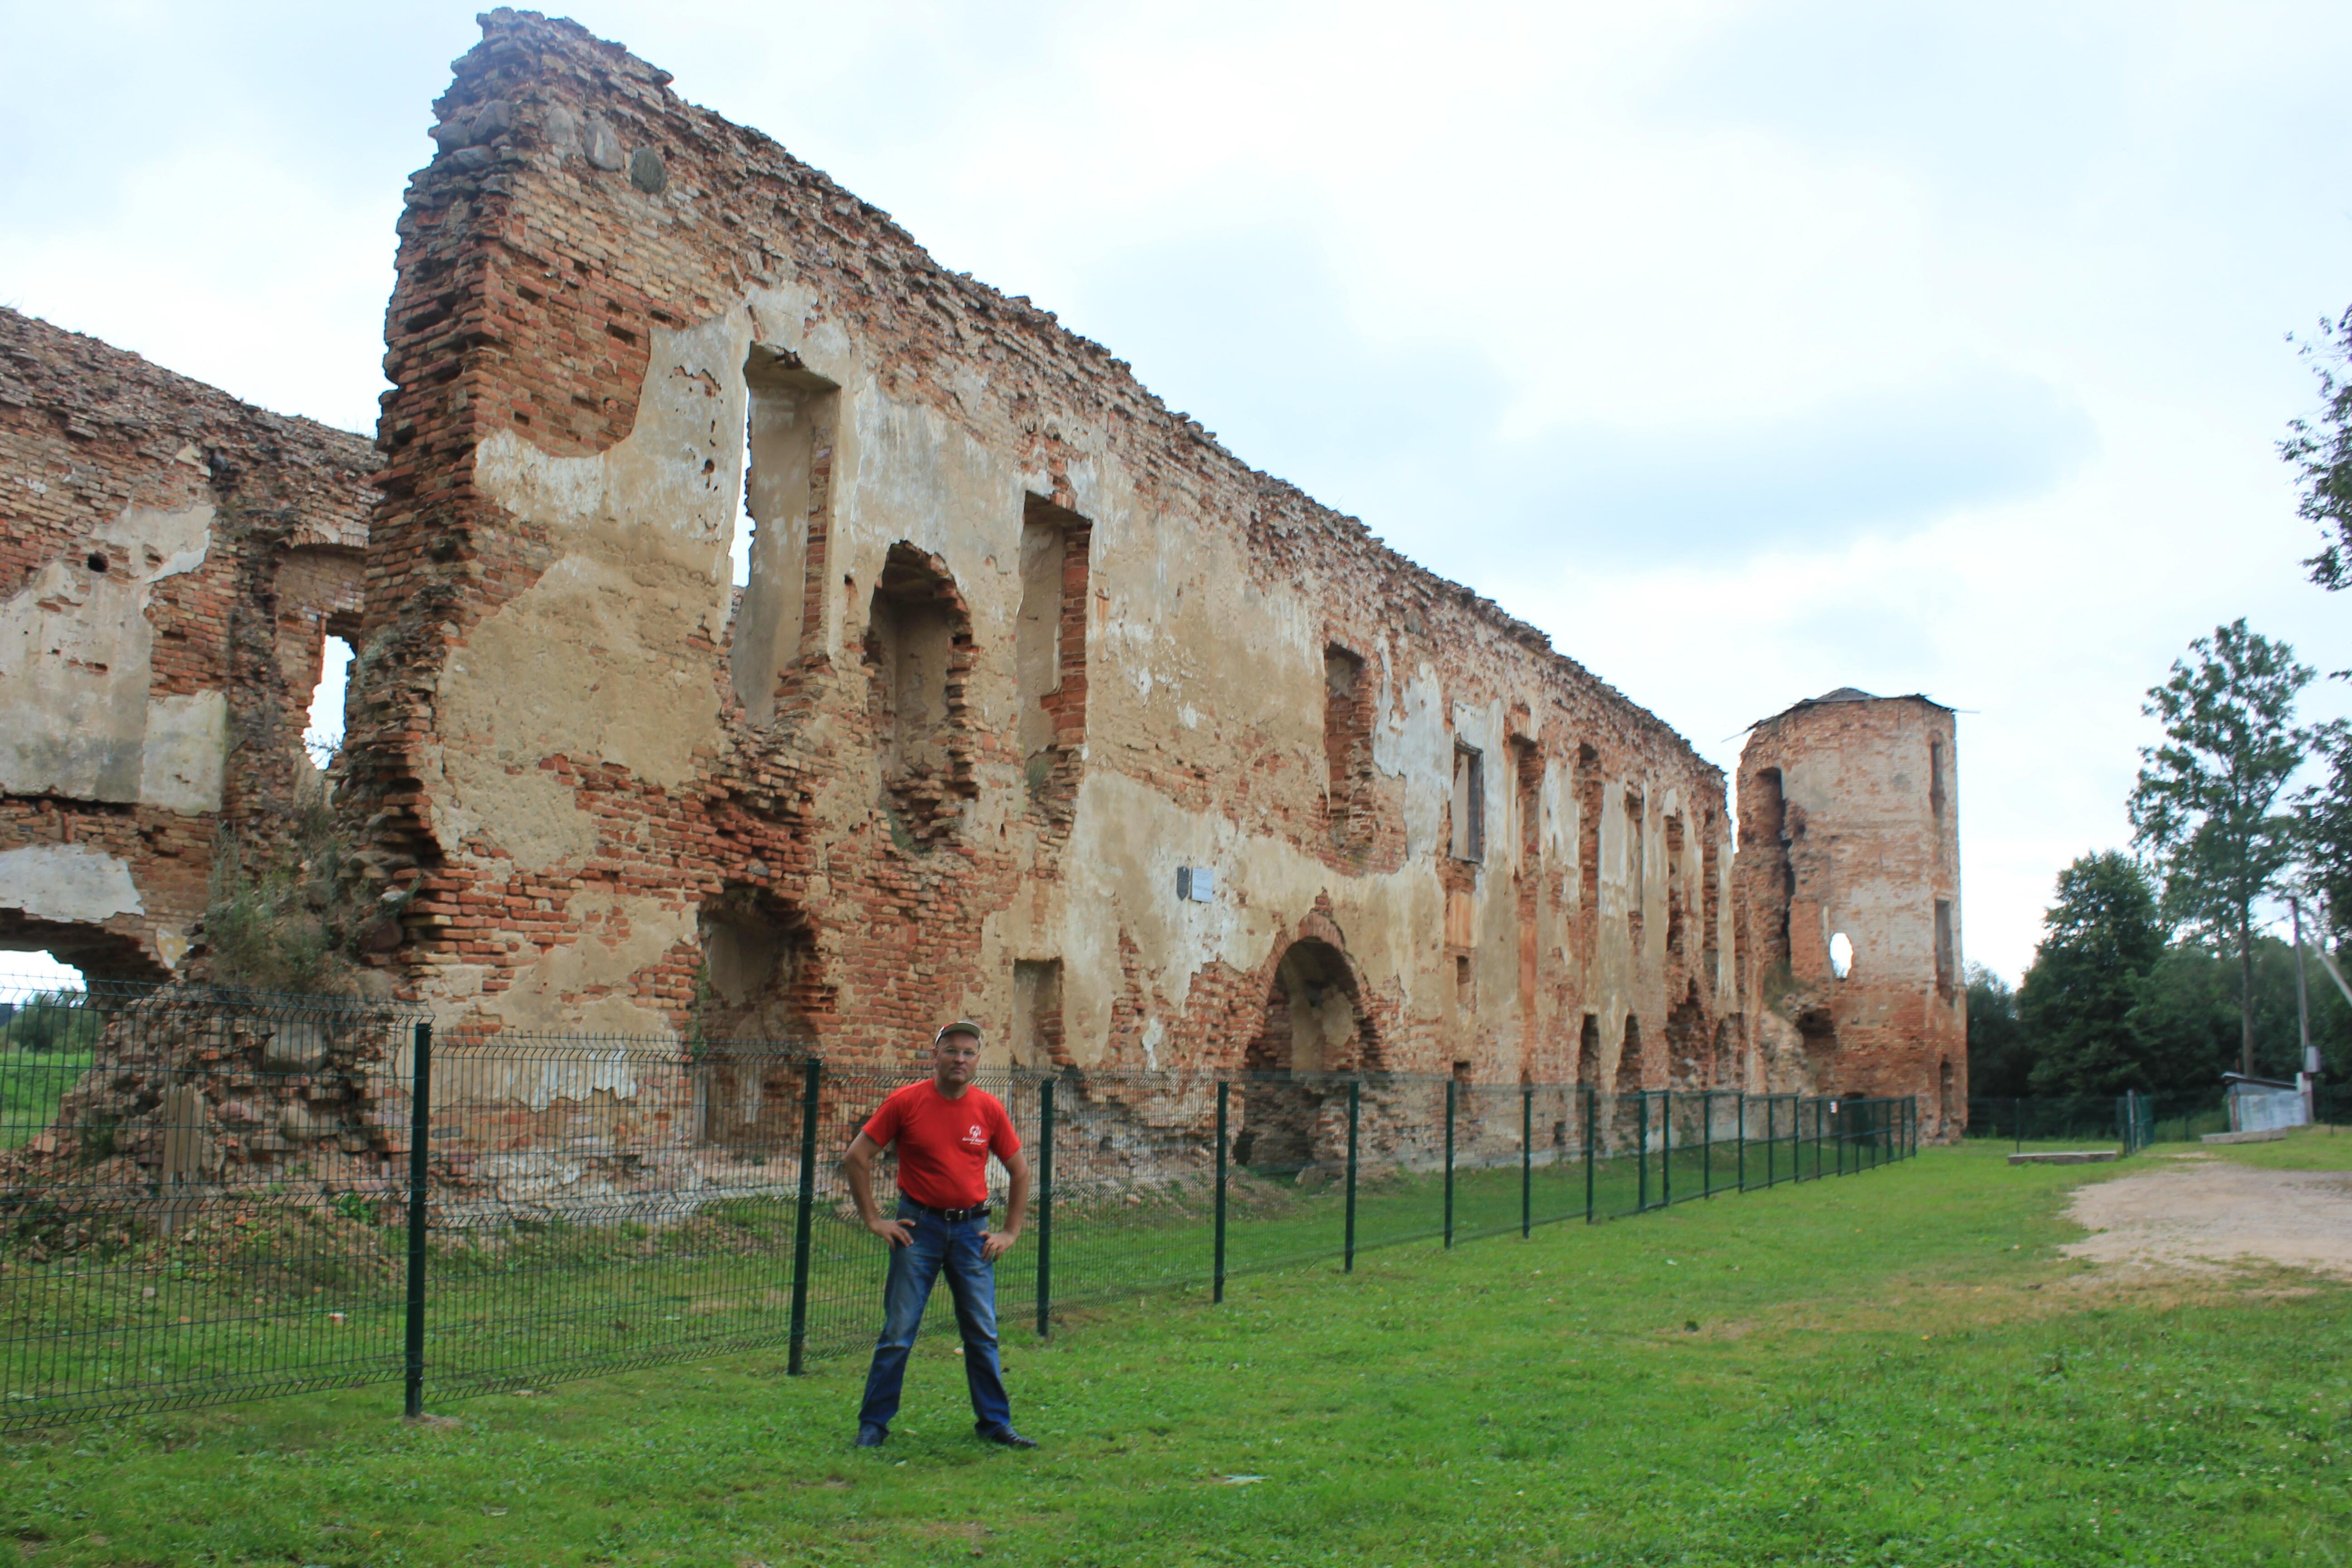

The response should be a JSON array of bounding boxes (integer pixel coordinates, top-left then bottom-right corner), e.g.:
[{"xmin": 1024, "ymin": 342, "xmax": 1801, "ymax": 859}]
[
  {"xmin": 456, "ymin": 317, "xmax": 748, "ymax": 873},
  {"xmin": 136, "ymin": 691, "xmax": 227, "ymax": 812},
  {"xmin": 153, "ymin": 927, "xmax": 189, "ymax": 969},
  {"xmin": 1061, "ymin": 769, "xmax": 1447, "ymax": 1064},
  {"xmin": 457, "ymin": 892, "xmax": 689, "ymax": 1080},
  {"xmin": 0, "ymin": 502, "xmax": 218, "ymax": 806},
  {"xmin": 0, "ymin": 842, "xmax": 144, "ymax": 923},
  {"xmin": 95, "ymin": 502, "xmax": 211, "ymax": 579},
  {"xmin": 1377, "ymin": 662, "xmax": 1453, "ymax": 862}
]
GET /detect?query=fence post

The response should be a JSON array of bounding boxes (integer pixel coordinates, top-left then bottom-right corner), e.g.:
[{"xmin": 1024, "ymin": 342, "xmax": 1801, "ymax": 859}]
[
  {"xmin": 1813, "ymin": 1099, "xmax": 1824, "ymax": 1181},
  {"xmin": 1702, "ymin": 1091, "xmax": 1713, "ymax": 1198},
  {"xmin": 1443, "ymin": 1077, "xmax": 1457, "ymax": 1249},
  {"xmin": 2015, "ymin": 1097, "xmax": 2024, "ymax": 1153},
  {"xmin": 1035, "ymin": 1077, "xmax": 1055, "ymax": 1338},
  {"xmin": 1637, "ymin": 1093, "xmax": 1650, "ymax": 1212},
  {"xmin": 402, "ymin": 1020, "xmax": 432, "ymax": 1421},
  {"xmin": 1765, "ymin": 1096, "xmax": 1775, "ymax": 1188},
  {"xmin": 1214, "ymin": 1080, "xmax": 1229, "ymax": 1305},
  {"xmin": 1344, "ymin": 1079, "xmax": 1360, "ymax": 1272},
  {"xmin": 1521, "ymin": 1085, "xmax": 1533, "ymax": 1238},
  {"xmin": 788, "ymin": 1058, "xmax": 822, "ymax": 1373},
  {"xmin": 1737, "ymin": 1093, "xmax": 1747, "ymax": 1193},
  {"xmin": 1583, "ymin": 1085, "xmax": 1596, "ymax": 1224},
  {"xmin": 1662, "ymin": 1090, "xmax": 1674, "ymax": 1207}
]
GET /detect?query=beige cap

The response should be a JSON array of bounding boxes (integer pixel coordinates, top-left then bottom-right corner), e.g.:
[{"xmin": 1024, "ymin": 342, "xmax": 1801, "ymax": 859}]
[{"xmin": 935, "ymin": 1019, "xmax": 985, "ymax": 1045}]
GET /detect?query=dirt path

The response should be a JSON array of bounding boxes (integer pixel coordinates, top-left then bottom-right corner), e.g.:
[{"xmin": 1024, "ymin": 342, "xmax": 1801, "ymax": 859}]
[{"xmin": 2062, "ymin": 1156, "xmax": 2352, "ymax": 1278}]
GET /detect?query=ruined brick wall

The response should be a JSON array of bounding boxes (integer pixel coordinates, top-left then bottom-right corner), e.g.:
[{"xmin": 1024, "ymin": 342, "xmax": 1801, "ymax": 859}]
[
  {"xmin": 0, "ymin": 309, "xmax": 380, "ymax": 980},
  {"xmin": 342, "ymin": 9, "xmax": 1737, "ymax": 1105},
  {"xmin": 1734, "ymin": 690, "xmax": 1965, "ymax": 1136}
]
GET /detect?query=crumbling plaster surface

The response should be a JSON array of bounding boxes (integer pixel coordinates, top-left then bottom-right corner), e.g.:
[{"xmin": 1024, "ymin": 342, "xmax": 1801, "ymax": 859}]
[
  {"xmin": 0, "ymin": 843, "xmax": 143, "ymax": 924},
  {"xmin": 342, "ymin": 11, "xmax": 1744, "ymax": 1097},
  {"xmin": 0, "ymin": 501, "xmax": 220, "ymax": 810},
  {"xmin": 0, "ymin": 307, "xmax": 380, "ymax": 979}
]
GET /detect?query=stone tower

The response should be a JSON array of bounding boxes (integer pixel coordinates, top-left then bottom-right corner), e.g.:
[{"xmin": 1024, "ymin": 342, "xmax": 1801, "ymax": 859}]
[{"xmin": 1735, "ymin": 690, "xmax": 1965, "ymax": 1137}]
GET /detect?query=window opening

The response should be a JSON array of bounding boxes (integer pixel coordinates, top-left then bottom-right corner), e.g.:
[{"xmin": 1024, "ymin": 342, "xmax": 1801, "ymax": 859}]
[
  {"xmin": 1928, "ymin": 737, "xmax": 1947, "ymax": 819},
  {"xmin": 695, "ymin": 885, "xmax": 825, "ymax": 1146},
  {"xmin": 1664, "ymin": 812, "xmax": 1686, "ymax": 955},
  {"xmin": 1577, "ymin": 744, "xmax": 1601, "ymax": 925},
  {"xmin": 1016, "ymin": 495, "xmax": 1092, "ymax": 812},
  {"xmin": 1934, "ymin": 899, "xmax": 1956, "ymax": 994},
  {"xmin": 1511, "ymin": 738, "xmax": 1541, "ymax": 1012},
  {"xmin": 1012, "ymin": 959, "xmax": 1064, "ymax": 1068},
  {"xmin": 1829, "ymin": 931, "xmax": 1854, "ymax": 980},
  {"xmin": 1450, "ymin": 744, "xmax": 1485, "ymax": 862},
  {"xmin": 865, "ymin": 543, "xmax": 976, "ymax": 847},
  {"xmin": 730, "ymin": 346, "xmax": 838, "ymax": 725},
  {"xmin": 1624, "ymin": 789, "xmax": 1645, "ymax": 937},
  {"xmin": 1324, "ymin": 645, "xmax": 1376, "ymax": 852},
  {"xmin": 1754, "ymin": 767, "xmax": 1793, "ymax": 973},
  {"xmin": 302, "ymin": 635, "xmax": 354, "ymax": 769},
  {"xmin": 1576, "ymin": 1013, "xmax": 1600, "ymax": 1086},
  {"xmin": 1700, "ymin": 817, "xmax": 1721, "ymax": 988}
]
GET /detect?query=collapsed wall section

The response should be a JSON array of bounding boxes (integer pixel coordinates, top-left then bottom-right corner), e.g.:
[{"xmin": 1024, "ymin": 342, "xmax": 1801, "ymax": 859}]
[
  {"xmin": 341, "ymin": 9, "xmax": 1738, "ymax": 1108},
  {"xmin": 1734, "ymin": 689, "xmax": 1965, "ymax": 1136},
  {"xmin": 0, "ymin": 309, "xmax": 380, "ymax": 981}
]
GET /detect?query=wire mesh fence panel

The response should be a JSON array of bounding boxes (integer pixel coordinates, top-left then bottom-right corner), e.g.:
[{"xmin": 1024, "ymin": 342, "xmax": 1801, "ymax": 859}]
[
  {"xmin": 1740, "ymin": 1095, "xmax": 1796, "ymax": 1191},
  {"xmin": 1343, "ymin": 1075, "xmax": 1453, "ymax": 1259},
  {"xmin": 1008, "ymin": 1068, "xmax": 1219, "ymax": 1318},
  {"xmin": 417, "ymin": 1033, "xmax": 835, "ymax": 1397},
  {"xmin": 1587, "ymin": 1092, "xmax": 1651, "ymax": 1220},
  {"xmin": 0, "ymin": 975, "xmax": 1926, "ymax": 1430},
  {"xmin": 1963, "ymin": 1097, "xmax": 2133, "ymax": 1148},
  {"xmin": 1214, "ymin": 1072, "xmax": 1356, "ymax": 1280},
  {"xmin": 0, "ymin": 977, "xmax": 419, "ymax": 1429},
  {"xmin": 1527, "ymin": 1084, "xmax": 1586, "ymax": 1230},
  {"xmin": 1450, "ymin": 1082, "xmax": 1532, "ymax": 1243}
]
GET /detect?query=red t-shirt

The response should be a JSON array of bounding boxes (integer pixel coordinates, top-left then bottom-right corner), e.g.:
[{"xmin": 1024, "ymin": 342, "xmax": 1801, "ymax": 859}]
[{"xmin": 860, "ymin": 1080, "xmax": 1020, "ymax": 1210}]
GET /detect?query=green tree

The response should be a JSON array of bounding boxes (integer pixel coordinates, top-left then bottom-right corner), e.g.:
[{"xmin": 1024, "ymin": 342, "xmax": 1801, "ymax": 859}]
[
  {"xmin": 2132, "ymin": 934, "xmax": 2352, "ymax": 1093},
  {"xmin": 2281, "ymin": 306, "xmax": 2352, "ymax": 591},
  {"xmin": 2128, "ymin": 621, "xmax": 2313, "ymax": 1075},
  {"xmin": 2017, "ymin": 853, "xmax": 2166, "ymax": 1096},
  {"xmin": 2298, "ymin": 717, "xmax": 2352, "ymax": 949},
  {"xmin": 1962, "ymin": 963, "xmax": 2029, "ymax": 1100}
]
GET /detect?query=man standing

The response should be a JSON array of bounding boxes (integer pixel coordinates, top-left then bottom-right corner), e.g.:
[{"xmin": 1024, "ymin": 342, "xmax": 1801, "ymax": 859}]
[{"xmin": 840, "ymin": 1020, "xmax": 1037, "ymax": 1450}]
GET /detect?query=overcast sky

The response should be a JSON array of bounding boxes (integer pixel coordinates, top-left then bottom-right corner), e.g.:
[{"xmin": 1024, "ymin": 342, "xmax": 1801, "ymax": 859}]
[{"xmin": 4, "ymin": 0, "xmax": 2349, "ymax": 988}]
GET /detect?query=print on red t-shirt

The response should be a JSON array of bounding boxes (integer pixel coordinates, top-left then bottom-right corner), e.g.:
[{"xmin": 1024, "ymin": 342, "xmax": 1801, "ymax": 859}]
[{"xmin": 860, "ymin": 1080, "xmax": 1020, "ymax": 1210}]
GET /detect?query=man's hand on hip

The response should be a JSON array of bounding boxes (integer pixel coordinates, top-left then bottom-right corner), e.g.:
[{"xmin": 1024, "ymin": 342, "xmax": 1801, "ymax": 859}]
[
  {"xmin": 980, "ymin": 1227, "xmax": 1020, "ymax": 1263},
  {"xmin": 867, "ymin": 1216, "xmax": 914, "ymax": 1248}
]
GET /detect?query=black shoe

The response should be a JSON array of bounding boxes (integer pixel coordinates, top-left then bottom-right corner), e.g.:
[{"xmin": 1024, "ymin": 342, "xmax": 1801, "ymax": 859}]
[
  {"xmin": 978, "ymin": 1425, "xmax": 1038, "ymax": 1449},
  {"xmin": 854, "ymin": 1424, "xmax": 888, "ymax": 1448}
]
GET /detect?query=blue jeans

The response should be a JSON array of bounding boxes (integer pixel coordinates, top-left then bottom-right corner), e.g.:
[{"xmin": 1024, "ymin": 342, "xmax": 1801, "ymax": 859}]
[{"xmin": 856, "ymin": 1199, "xmax": 1012, "ymax": 1436}]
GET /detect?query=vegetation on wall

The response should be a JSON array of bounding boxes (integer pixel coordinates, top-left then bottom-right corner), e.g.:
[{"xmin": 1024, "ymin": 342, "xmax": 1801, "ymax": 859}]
[{"xmin": 198, "ymin": 797, "xmax": 392, "ymax": 998}]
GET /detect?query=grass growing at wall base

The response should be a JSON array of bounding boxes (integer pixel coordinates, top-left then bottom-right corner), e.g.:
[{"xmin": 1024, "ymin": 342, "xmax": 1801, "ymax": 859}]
[{"xmin": 5, "ymin": 1142, "xmax": 2347, "ymax": 1565}]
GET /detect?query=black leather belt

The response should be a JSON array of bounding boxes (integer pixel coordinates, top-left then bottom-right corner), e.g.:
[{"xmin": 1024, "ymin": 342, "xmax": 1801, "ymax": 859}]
[{"xmin": 904, "ymin": 1197, "xmax": 991, "ymax": 1224}]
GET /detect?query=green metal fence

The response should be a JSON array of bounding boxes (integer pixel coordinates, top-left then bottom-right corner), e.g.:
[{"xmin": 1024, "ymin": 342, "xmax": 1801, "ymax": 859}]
[
  {"xmin": 1962, "ymin": 1091, "xmax": 2231, "ymax": 1154},
  {"xmin": 0, "ymin": 977, "xmax": 1920, "ymax": 1431}
]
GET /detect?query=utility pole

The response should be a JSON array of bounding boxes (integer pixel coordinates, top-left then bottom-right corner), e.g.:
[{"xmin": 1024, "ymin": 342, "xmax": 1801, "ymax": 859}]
[{"xmin": 2292, "ymin": 896, "xmax": 2318, "ymax": 1124}]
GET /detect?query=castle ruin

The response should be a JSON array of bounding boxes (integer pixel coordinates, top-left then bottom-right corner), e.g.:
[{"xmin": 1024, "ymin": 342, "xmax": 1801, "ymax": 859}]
[{"xmin": 0, "ymin": 11, "xmax": 1964, "ymax": 1129}]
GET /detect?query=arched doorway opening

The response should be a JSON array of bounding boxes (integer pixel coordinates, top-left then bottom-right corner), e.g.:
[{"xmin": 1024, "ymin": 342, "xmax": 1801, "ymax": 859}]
[{"xmin": 1232, "ymin": 938, "xmax": 1376, "ymax": 1179}]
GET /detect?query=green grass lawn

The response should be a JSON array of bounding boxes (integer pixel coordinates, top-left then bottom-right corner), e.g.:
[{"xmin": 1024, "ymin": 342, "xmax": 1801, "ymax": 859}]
[
  {"xmin": 2192, "ymin": 1123, "xmax": 2352, "ymax": 1172},
  {"xmin": 5, "ymin": 1142, "xmax": 2347, "ymax": 1566}
]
